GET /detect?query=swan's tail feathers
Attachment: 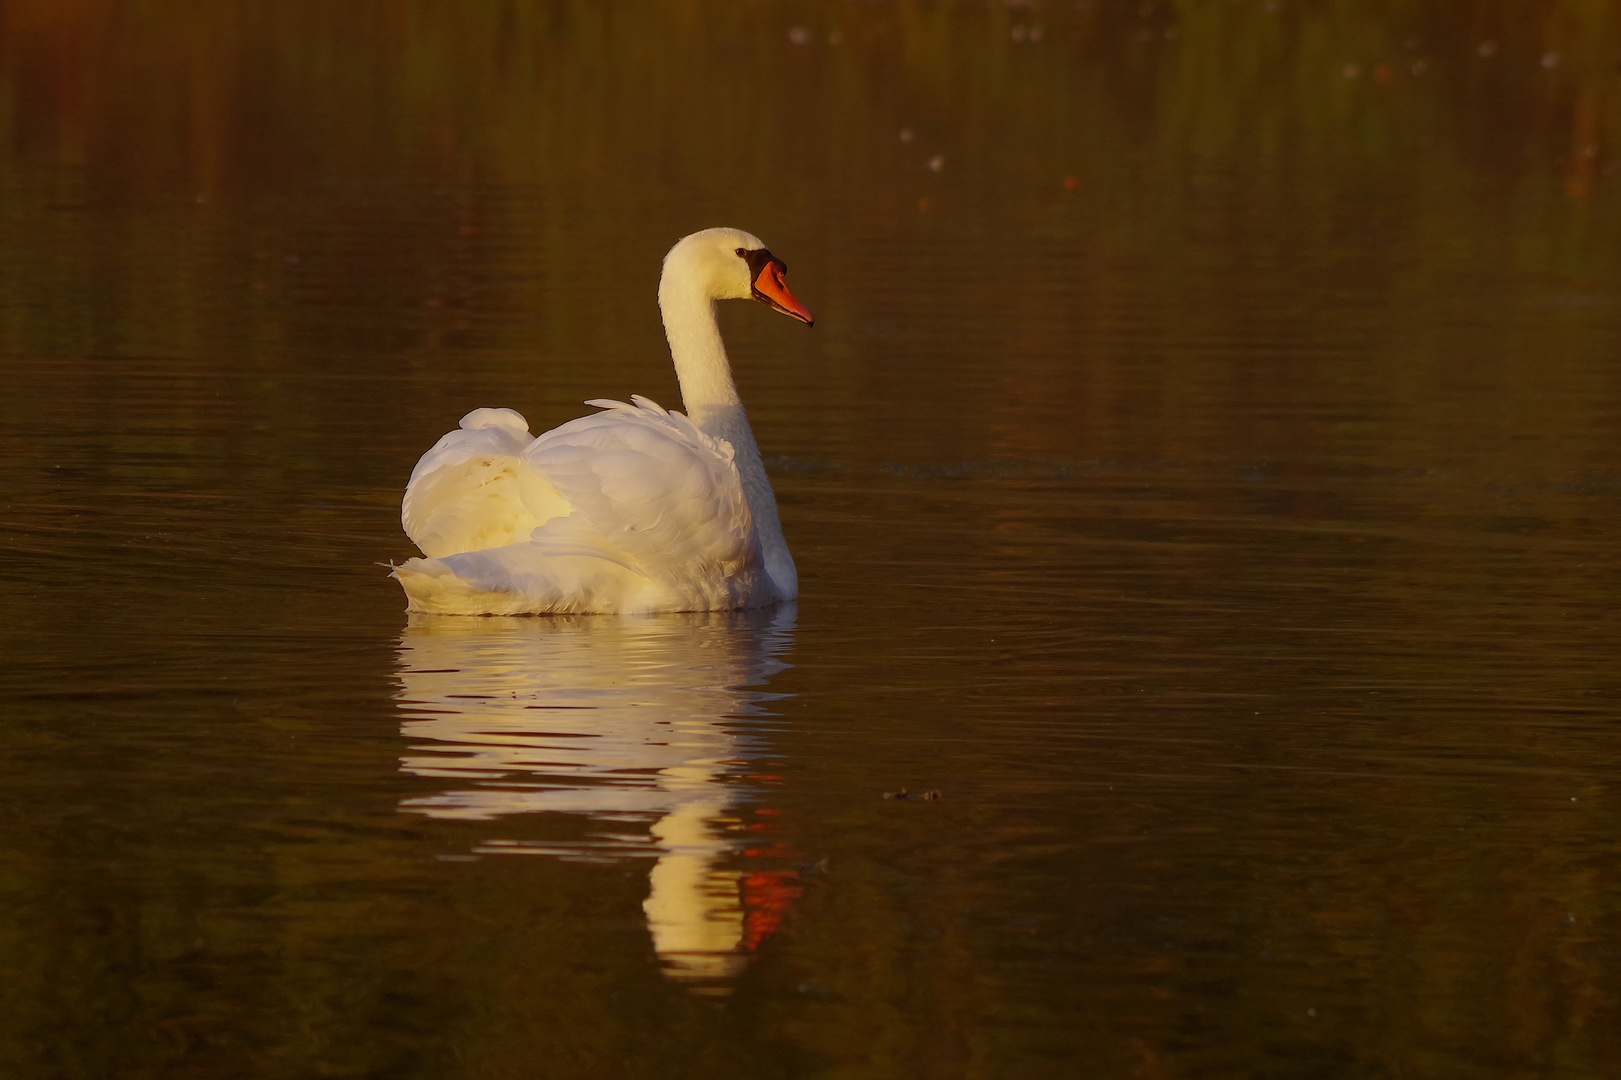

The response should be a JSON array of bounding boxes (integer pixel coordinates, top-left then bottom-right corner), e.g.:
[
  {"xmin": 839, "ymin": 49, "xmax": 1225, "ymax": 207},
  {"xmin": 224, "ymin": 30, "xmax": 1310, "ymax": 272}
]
[
  {"xmin": 391, "ymin": 541, "xmax": 656, "ymax": 616},
  {"xmin": 394, "ymin": 556, "xmax": 568, "ymax": 616},
  {"xmin": 393, "ymin": 558, "xmax": 508, "ymax": 616}
]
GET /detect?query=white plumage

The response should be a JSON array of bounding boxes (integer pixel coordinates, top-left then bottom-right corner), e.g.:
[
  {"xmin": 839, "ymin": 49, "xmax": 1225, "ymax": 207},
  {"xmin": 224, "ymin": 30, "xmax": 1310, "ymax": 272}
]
[{"xmin": 392, "ymin": 228, "xmax": 814, "ymax": 615}]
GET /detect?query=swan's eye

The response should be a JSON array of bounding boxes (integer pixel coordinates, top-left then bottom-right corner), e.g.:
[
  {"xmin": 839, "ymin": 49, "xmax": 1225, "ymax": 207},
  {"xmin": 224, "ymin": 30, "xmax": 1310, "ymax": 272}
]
[{"xmin": 735, "ymin": 247, "xmax": 747, "ymax": 258}]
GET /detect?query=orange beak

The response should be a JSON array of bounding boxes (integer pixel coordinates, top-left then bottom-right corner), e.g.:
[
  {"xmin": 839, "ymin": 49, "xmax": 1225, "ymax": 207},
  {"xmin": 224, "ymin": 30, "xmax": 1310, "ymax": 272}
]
[{"xmin": 752, "ymin": 260, "xmax": 815, "ymax": 326}]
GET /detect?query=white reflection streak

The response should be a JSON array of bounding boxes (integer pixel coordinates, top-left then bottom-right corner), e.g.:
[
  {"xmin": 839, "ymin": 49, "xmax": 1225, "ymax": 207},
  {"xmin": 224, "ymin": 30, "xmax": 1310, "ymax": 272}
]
[{"xmin": 393, "ymin": 605, "xmax": 795, "ymax": 984}]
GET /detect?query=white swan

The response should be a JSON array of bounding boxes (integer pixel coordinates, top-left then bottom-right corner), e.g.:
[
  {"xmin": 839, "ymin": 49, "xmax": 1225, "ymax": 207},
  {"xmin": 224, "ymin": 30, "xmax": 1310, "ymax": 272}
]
[{"xmin": 392, "ymin": 227, "xmax": 814, "ymax": 615}]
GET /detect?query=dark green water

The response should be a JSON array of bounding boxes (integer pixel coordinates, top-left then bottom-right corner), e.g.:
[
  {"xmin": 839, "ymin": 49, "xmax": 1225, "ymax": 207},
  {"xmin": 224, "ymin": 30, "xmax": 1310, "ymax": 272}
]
[{"xmin": 3, "ymin": 2, "xmax": 1620, "ymax": 1076}]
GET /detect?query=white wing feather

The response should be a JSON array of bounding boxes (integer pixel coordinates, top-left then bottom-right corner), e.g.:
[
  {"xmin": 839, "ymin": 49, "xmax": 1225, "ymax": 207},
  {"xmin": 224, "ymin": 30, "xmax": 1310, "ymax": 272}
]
[
  {"xmin": 395, "ymin": 398, "xmax": 774, "ymax": 614},
  {"xmin": 401, "ymin": 408, "xmax": 570, "ymax": 559}
]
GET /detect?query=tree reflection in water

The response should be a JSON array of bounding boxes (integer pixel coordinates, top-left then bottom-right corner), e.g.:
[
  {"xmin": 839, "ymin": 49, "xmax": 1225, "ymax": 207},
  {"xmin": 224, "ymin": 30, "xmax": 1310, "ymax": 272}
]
[{"xmin": 393, "ymin": 605, "xmax": 798, "ymax": 989}]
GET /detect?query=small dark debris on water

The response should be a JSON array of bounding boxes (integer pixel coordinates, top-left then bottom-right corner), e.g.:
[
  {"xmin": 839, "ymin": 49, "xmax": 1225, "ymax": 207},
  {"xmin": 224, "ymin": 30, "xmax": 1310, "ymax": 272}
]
[{"xmin": 883, "ymin": 788, "xmax": 943, "ymax": 801}]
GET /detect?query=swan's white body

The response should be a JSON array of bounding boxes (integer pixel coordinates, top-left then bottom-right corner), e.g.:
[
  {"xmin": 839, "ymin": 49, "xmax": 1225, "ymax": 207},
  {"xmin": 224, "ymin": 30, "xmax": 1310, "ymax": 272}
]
[{"xmin": 393, "ymin": 228, "xmax": 810, "ymax": 615}]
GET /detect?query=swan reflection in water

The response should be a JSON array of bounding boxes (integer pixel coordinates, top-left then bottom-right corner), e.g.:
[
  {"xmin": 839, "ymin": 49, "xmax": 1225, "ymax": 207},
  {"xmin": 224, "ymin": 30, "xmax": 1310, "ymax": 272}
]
[{"xmin": 393, "ymin": 605, "xmax": 799, "ymax": 987}]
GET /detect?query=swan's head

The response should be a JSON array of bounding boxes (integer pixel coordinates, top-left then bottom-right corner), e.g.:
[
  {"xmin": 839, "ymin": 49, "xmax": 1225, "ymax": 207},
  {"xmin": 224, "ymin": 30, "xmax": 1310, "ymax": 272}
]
[{"xmin": 662, "ymin": 227, "xmax": 814, "ymax": 327}]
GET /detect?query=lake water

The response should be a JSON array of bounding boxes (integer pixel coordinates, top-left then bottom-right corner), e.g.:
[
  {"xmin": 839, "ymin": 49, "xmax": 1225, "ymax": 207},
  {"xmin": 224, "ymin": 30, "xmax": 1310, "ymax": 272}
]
[{"xmin": 3, "ymin": 3, "xmax": 1620, "ymax": 1076}]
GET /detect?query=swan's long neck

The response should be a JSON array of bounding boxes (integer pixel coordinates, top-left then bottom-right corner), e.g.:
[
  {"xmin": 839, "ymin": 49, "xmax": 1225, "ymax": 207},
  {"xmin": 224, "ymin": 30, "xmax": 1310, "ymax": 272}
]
[{"xmin": 659, "ymin": 277, "xmax": 798, "ymax": 600}]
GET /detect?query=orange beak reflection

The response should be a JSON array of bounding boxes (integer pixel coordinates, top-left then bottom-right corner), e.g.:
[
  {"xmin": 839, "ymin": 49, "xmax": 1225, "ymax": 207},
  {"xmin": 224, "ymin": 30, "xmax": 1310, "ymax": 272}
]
[{"xmin": 752, "ymin": 261, "xmax": 814, "ymax": 327}]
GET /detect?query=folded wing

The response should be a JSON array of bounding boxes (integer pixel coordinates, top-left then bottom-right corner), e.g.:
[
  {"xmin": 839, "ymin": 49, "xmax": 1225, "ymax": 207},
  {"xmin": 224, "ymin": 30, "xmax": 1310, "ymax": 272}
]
[
  {"xmin": 401, "ymin": 408, "xmax": 571, "ymax": 559},
  {"xmin": 396, "ymin": 398, "xmax": 772, "ymax": 614}
]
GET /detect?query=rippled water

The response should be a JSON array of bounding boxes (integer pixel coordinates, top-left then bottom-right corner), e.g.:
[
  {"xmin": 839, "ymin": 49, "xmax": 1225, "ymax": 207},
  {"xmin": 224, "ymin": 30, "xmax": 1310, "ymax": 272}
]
[{"xmin": 3, "ymin": 2, "xmax": 1621, "ymax": 1076}]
